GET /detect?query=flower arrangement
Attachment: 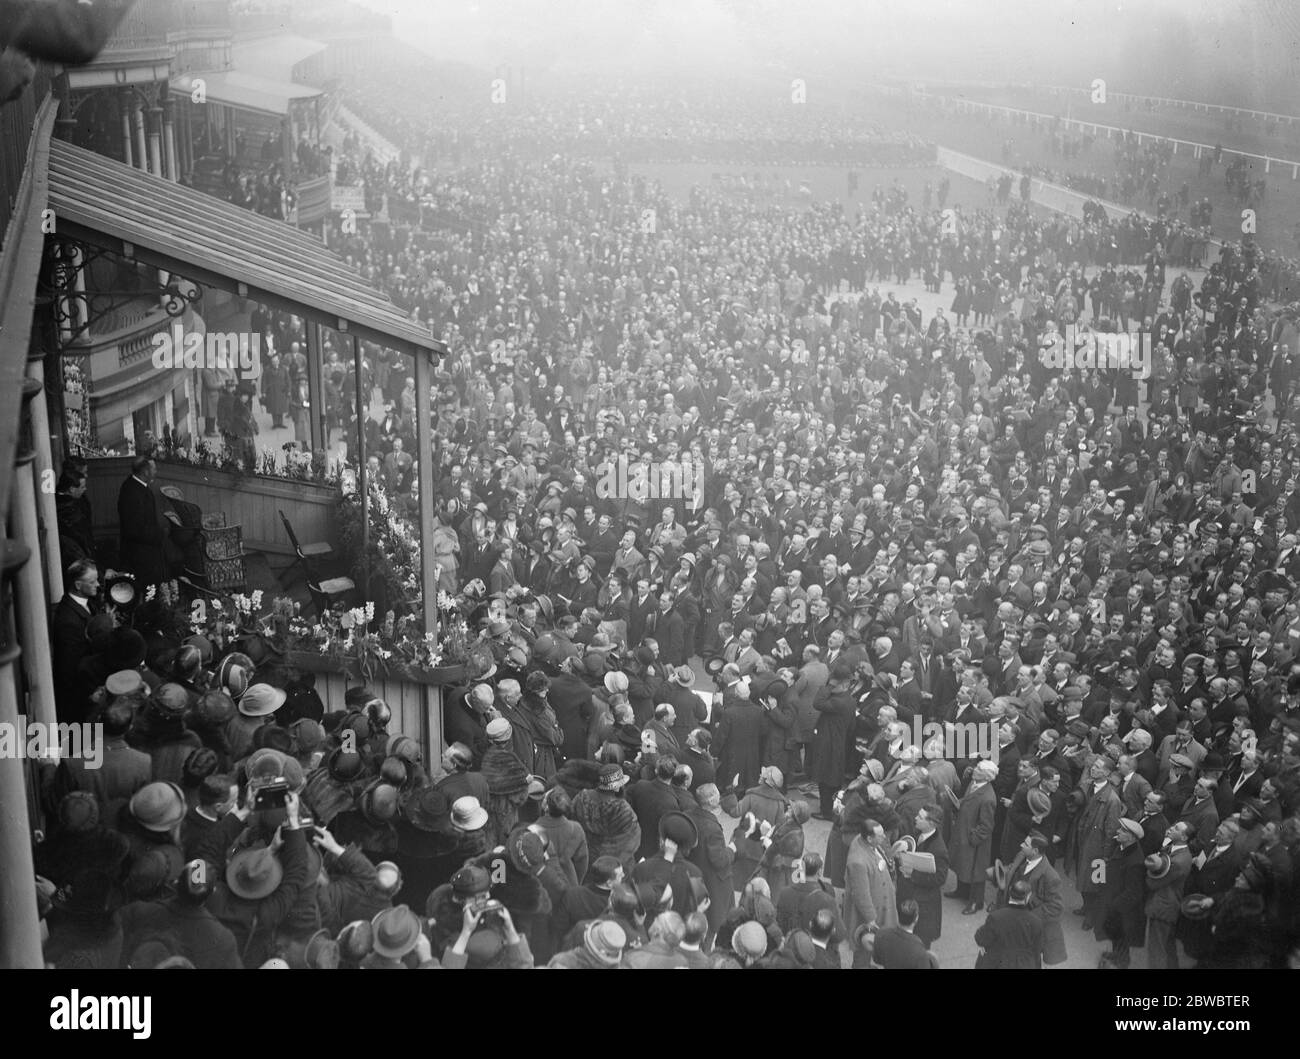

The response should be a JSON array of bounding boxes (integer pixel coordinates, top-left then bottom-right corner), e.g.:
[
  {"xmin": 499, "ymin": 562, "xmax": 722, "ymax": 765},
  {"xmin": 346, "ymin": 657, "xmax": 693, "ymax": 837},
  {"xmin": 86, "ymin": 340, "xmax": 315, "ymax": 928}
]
[
  {"xmin": 336, "ymin": 478, "xmax": 422, "ymax": 617},
  {"xmin": 146, "ymin": 427, "xmax": 338, "ymax": 485},
  {"xmin": 181, "ymin": 584, "xmax": 482, "ymax": 684}
]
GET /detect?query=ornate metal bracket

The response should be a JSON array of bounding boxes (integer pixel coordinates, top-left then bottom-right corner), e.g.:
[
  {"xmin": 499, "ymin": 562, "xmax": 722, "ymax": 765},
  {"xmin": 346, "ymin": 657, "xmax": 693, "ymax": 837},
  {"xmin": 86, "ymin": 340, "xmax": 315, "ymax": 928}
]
[{"xmin": 38, "ymin": 237, "xmax": 201, "ymax": 348}]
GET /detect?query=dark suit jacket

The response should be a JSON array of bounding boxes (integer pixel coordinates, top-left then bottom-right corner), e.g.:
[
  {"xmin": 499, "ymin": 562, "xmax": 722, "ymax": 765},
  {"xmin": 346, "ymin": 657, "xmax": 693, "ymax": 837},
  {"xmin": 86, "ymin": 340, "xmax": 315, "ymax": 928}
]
[
  {"xmin": 626, "ymin": 779, "xmax": 681, "ymax": 860},
  {"xmin": 118, "ymin": 475, "xmax": 169, "ymax": 585},
  {"xmin": 51, "ymin": 595, "xmax": 95, "ymax": 718},
  {"xmin": 983, "ymin": 653, "xmax": 1021, "ymax": 696},
  {"xmin": 1176, "ymin": 795, "xmax": 1220, "ymax": 855},
  {"xmin": 443, "ymin": 692, "xmax": 490, "ymax": 766},
  {"xmin": 895, "ymin": 678, "xmax": 924, "ymax": 722},
  {"xmin": 974, "ymin": 905, "xmax": 1043, "ymax": 968},
  {"xmin": 1227, "ymin": 769, "xmax": 1263, "ymax": 810},
  {"xmin": 871, "ymin": 926, "xmax": 931, "ymax": 968},
  {"xmin": 1135, "ymin": 811, "xmax": 1169, "ymax": 856},
  {"xmin": 649, "ymin": 608, "xmax": 686, "ymax": 667},
  {"xmin": 1117, "ymin": 772, "xmax": 1153, "ymax": 818},
  {"xmin": 627, "ymin": 594, "xmax": 658, "ymax": 648}
]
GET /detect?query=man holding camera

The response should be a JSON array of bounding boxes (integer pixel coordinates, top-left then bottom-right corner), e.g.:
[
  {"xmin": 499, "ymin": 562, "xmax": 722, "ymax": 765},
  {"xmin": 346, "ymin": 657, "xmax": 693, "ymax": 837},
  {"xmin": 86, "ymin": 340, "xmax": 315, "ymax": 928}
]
[
  {"xmin": 440, "ymin": 898, "xmax": 534, "ymax": 969},
  {"xmin": 203, "ymin": 789, "xmax": 312, "ymax": 968}
]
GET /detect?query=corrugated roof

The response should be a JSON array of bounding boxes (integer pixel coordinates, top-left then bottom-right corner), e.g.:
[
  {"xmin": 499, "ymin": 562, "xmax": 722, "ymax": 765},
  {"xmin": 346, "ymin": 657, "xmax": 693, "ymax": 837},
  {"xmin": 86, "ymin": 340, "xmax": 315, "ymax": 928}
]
[
  {"xmin": 47, "ymin": 139, "xmax": 443, "ymax": 357},
  {"xmin": 171, "ymin": 70, "xmax": 322, "ymax": 117}
]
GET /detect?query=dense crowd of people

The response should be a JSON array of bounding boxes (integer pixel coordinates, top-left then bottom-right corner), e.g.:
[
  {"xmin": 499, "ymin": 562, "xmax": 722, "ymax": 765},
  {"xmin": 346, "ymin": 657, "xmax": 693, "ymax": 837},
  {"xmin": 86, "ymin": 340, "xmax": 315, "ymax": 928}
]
[
  {"xmin": 344, "ymin": 75, "xmax": 936, "ymax": 168},
  {"xmin": 38, "ymin": 64, "xmax": 1300, "ymax": 970},
  {"xmin": 891, "ymin": 90, "xmax": 1300, "ymax": 295}
]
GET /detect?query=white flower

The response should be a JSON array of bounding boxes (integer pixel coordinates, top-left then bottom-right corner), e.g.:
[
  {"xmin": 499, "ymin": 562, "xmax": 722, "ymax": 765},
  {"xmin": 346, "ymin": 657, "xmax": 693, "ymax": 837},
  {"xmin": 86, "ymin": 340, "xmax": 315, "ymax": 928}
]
[{"xmin": 365, "ymin": 601, "xmax": 376, "ymax": 622}]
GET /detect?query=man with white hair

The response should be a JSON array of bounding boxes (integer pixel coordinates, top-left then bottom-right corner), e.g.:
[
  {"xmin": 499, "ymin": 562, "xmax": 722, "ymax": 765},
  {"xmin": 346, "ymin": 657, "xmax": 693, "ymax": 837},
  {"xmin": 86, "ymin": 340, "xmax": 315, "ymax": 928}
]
[
  {"xmin": 872, "ymin": 634, "xmax": 900, "ymax": 676},
  {"xmin": 1116, "ymin": 753, "xmax": 1153, "ymax": 817},
  {"xmin": 493, "ymin": 679, "xmax": 537, "ymax": 767},
  {"xmin": 443, "ymin": 682, "xmax": 498, "ymax": 767},
  {"xmin": 948, "ymin": 758, "xmax": 998, "ymax": 914},
  {"xmin": 1121, "ymin": 726, "xmax": 1158, "ymax": 784},
  {"xmin": 1229, "ymin": 748, "xmax": 1263, "ymax": 810}
]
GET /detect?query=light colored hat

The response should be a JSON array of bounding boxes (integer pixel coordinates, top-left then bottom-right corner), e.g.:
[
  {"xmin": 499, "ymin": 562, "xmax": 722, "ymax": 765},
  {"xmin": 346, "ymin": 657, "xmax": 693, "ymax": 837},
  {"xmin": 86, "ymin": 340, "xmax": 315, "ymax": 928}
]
[
  {"xmin": 486, "ymin": 718, "xmax": 512, "ymax": 742},
  {"xmin": 129, "ymin": 781, "xmax": 187, "ymax": 832},
  {"xmin": 583, "ymin": 920, "xmax": 627, "ymax": 966},
  {"xmin": 450, "ymin": 796, "xmax": 488, "ymax": 831},
  {"xmin": 106, "ymin": 670, "xmax": 145, "ymax": 697},
  {"xmin": 1117, "ymin": 818, "xmax": 1144, "ymax": 840},
  {"xmin": 973, "ymin": 760, "xmax": 998, "ymax": 781},
  {"xmin": 732, "ymin": 920, "xmax": 768, "ymax": 959},
  {"xmin": 1145, "ymin": 852, "xmax": 1171, "ymax": 879},
  {"xmin": 238, "ymin": 683, "xmax": 286, "ymax": 718}
]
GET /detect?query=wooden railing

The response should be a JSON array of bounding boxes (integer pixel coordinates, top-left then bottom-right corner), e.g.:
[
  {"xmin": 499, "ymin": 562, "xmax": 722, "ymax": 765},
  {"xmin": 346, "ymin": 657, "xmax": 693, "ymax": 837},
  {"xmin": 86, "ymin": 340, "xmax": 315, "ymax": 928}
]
[{"xmin": 84, "ymin": 454, "xmax": 339, "ymax": 556}]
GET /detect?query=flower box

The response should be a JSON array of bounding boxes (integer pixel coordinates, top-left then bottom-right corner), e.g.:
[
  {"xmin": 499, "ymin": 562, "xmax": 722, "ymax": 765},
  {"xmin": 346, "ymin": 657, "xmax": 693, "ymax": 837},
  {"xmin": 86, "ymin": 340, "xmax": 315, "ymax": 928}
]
[{"xmin": 283, "ymin": 650, "xmax": 466, "ymax": 687}]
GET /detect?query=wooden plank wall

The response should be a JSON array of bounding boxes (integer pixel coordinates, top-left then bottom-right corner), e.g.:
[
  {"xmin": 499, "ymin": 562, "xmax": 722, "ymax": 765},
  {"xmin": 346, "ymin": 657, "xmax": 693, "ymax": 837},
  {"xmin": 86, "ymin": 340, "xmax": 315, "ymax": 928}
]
[
  {"xmin": 84, "ymin": 456, "xmax": 337, "ymax": 557},
  {"xmin": 311, "ymin": 668, "xmax": 443, "ymax": 765}
]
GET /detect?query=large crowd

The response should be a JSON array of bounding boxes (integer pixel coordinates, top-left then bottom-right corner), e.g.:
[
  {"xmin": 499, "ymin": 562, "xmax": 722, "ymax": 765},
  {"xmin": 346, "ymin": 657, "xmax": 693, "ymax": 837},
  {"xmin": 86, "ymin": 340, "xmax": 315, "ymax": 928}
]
[
  {"xmin": 38, "ymin": 68, "xmax": 1300, "ymax": 970},
  {"xmin": 896, "ymin": 90, "xmax": 1300, "ymax": 285}
]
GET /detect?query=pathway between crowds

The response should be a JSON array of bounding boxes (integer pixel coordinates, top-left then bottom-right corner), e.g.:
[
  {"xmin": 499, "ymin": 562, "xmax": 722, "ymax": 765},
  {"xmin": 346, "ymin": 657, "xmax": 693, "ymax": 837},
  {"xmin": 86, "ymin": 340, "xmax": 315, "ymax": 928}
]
[{"xmin": 936, "ymin": 147, "xmax": 1226, "ymax": 259}]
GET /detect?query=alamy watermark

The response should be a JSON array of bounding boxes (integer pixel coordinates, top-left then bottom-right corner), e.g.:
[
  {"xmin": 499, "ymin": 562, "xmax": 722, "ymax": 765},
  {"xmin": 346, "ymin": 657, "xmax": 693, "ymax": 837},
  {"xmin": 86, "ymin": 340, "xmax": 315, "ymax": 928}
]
[
  {"xmin": 1038, "ymin": 323, "xmax": 1151, "ymax": 380},
  {"xmin": 595, "ymin": 455, "xmax": 706, "ymax": 503},
  {"xmin": 50, "ymin": 991, "xmax": 151, "ymax": 1038},
  {"xmin": 151, "ymin": 322, "xmax": 262, "ymax": 378},
  {"xmin": 912, "ymin": 717, "xmax": 999, "ymax": 763},
  {"xmin": 0, "ymin": 720, "xmax": 103, "ymax": 769}
]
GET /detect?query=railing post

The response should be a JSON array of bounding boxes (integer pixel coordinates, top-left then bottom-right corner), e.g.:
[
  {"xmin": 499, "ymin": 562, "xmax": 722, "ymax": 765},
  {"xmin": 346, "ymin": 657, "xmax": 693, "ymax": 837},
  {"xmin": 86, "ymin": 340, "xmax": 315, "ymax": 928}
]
[
  {"xmin": 414, "ymin": 347, "xmax": 437, "ymax": 646},
  {"xmin": 10, "ymin": 380, "xmax": 56, "ymax": 731},
  {"xmin": 351, "ymin": 333, "xmax": 369, "ymax": 603},
  {"xmin": 0, "ymin": 538, "xmax": 43, "ymax": 968}
]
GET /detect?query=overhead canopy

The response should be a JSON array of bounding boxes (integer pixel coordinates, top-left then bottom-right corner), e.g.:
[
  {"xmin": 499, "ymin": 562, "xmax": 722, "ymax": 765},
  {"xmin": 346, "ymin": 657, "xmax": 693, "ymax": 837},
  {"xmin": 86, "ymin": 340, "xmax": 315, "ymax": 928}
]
[
  {"xmin": 47, "ymin": 138, "xmax": 444, "ymax": 359},
  {"xmin": 231, "ymin": 35, "xmax": 329, "ymax": 84},
  {"xmin": 172, "ymin": 70, "xmax": 322, "ymax": 118}
]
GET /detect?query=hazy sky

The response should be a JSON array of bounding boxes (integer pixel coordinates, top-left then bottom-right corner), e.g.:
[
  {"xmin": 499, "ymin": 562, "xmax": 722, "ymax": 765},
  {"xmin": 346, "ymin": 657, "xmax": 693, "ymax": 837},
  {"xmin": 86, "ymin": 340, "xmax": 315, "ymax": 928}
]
[{"xmin": 349, "ymin": 0, "xmax": 1300, "ymax": 108}]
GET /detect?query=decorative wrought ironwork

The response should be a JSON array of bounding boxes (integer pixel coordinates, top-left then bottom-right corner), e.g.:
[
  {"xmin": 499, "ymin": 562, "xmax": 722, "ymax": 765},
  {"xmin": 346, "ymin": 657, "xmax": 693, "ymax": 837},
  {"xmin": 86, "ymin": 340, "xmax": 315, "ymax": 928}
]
[{"xmin": 39, "ymin": 238, "xmax": 202, "ymax": 347}]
